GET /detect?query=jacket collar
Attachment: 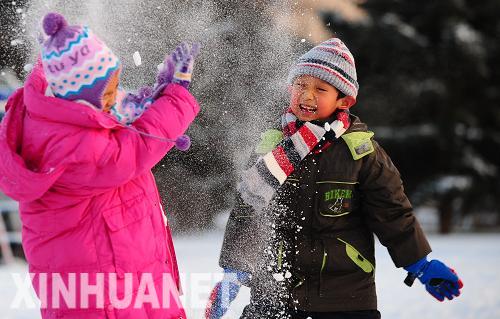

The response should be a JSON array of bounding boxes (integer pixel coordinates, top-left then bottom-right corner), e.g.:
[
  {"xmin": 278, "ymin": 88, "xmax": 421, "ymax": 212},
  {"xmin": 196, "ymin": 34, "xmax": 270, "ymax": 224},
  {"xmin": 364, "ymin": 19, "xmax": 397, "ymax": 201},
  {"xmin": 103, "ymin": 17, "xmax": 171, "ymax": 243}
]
[{"xmin": 345, "ymin": 113, "xmax": 368, "ymax": 133}]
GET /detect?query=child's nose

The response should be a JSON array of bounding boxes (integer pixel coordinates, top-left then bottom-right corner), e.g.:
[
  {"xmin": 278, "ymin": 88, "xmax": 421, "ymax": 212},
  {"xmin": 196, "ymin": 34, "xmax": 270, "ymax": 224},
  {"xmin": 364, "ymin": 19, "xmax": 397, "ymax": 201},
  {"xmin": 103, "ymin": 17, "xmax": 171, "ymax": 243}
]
[{"xmin": 301, "ymin": 88, "xmax": 315, "ymax": 101}]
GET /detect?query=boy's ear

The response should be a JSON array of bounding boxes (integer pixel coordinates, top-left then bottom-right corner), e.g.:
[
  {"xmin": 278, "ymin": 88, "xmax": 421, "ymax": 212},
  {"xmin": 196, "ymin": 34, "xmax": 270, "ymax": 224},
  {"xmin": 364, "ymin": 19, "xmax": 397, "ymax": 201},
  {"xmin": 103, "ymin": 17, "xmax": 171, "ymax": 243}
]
[{"xmin": 337, "ymin": 96, "xmax": 356, "ymax": 109}]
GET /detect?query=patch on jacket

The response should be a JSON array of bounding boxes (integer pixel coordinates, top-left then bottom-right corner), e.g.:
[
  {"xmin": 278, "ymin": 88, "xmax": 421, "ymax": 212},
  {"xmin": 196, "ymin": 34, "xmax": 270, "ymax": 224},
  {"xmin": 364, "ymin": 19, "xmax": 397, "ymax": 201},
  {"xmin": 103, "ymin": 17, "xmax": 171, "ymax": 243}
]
[
  {"xmin": 341, "ymin": 131, "xmax": 375, "ymax": 160},
  {"xmin": 255, "ymin": 129, "xmax": 284, "ymax": 154},
  {"xmin": 324, "ymin": 188, "xmax": 352, "ymax": 201},
  {"xmin": 321, "ymin": 188, "xmax": 352, "ymax": 217}
]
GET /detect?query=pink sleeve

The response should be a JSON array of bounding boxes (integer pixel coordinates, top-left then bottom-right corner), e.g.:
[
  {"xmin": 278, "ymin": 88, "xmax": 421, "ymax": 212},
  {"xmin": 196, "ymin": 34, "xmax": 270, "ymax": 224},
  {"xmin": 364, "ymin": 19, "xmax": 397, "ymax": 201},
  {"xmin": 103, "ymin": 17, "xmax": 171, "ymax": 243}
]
[{"xmin": 65, "ymin": 83, "xmax": 199, "ymax": 190}]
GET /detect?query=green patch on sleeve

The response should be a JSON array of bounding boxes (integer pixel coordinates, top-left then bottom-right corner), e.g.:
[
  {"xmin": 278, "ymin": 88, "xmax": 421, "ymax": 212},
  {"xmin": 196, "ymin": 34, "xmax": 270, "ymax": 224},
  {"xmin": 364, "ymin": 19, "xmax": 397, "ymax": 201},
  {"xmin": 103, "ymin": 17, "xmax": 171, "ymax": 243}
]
[
  {"xmin": 341, "ymin": 131, "xmax": 375, "ymax": 160},
  {"xmin": 255, "ymin": 129, "xmax": 284, "ymax": 154}
]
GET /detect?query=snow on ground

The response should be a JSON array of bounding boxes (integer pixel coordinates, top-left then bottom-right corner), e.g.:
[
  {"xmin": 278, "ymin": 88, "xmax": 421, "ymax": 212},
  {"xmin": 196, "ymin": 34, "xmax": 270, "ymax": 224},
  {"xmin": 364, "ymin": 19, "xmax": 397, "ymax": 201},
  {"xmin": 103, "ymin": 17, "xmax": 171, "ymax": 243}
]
[{"xmin": 1, "ymin": 232, "xmax": 499, "ymax": 319}]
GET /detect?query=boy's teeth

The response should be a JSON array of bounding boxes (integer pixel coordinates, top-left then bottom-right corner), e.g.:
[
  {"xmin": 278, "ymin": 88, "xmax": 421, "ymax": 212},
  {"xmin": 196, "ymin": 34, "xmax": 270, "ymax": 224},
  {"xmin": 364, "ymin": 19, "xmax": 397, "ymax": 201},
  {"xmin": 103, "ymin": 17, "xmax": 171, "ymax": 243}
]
[{"xmin": 300, "ymin": 104, "xmax": 317, "ymax": 113}]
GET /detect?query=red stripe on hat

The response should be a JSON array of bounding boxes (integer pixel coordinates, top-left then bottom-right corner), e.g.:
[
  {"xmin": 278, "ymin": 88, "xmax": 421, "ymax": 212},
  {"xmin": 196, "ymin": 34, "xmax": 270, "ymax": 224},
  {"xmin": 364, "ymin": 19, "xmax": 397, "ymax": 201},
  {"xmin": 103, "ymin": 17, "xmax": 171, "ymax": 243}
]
[
  {"xmin": 323, "ymin": 39, "xmax": 347, "ymax": 50},
  {"xmin": 298, "ymin": 124, "xmax": 320, "ymax": 151},
  {"xmin": 317, "ymin": 46, "xmax": 355, "ymax": 66},
  {"xmin": 323, "ymin": 39, "xmax": 342, "ymax": 46},
  {"xmin": 298, "ymin": 63, "xmax": 358, "ymax": 93},
  {"xmin": 272, "ymin": 146, "xmax": 294, "ymax": 176}
]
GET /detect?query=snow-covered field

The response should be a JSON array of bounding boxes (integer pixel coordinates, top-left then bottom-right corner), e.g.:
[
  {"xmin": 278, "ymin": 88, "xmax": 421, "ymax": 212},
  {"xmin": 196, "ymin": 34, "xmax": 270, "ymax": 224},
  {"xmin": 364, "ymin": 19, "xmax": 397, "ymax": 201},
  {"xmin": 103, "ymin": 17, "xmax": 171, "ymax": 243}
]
[{"xmin": 1, "ymin": 232, "xmax": 499, "ymax": 319}]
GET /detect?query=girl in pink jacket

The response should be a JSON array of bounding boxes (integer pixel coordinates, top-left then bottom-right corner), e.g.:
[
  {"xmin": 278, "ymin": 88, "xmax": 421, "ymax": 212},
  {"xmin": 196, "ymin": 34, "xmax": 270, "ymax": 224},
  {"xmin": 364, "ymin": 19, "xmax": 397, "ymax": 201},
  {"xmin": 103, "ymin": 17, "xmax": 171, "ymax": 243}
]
[{"xmin": 0, "ymin": 12, "xmax": 199, "ymax": 319}]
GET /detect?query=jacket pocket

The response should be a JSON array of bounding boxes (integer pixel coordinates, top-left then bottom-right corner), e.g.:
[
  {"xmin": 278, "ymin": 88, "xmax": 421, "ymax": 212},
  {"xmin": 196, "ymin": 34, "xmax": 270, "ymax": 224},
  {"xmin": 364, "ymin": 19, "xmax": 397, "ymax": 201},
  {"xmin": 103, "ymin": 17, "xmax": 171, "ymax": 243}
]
[
  {"xmin": 337, "ymin": 238, "xmax": 374, "ymax": 274},
  {"xmin": 321, "ymin": 237, "xmax": 374, "ymax": 275},
  {"xmin": 102, "ymin": 196, "xmax": 158, "ymax": 274}
]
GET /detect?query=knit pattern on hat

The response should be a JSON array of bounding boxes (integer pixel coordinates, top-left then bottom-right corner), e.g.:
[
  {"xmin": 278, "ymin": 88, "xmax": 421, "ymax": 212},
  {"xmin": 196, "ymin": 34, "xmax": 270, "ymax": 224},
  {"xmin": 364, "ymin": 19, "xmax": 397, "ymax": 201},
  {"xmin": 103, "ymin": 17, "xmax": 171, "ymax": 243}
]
[
  {"xmin": 237, "ymin": 109, "xmax": 350, "ymax": 211},
  {"xmin": 41, "ymin": 13, "xmax": 120, "ymax": 109},
  {"xmin": 288, "ymin": 38, "xmax": 359, "ymax": 98}
]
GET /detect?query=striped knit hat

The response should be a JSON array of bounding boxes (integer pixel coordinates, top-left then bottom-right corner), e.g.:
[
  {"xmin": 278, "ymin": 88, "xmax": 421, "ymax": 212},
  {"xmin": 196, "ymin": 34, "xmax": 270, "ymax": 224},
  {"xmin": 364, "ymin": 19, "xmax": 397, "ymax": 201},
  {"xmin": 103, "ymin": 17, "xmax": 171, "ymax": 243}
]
[
  {"xmin": 41, "ymin": 12, "xmax": 120, "ymax": 110},
  {"xmin": 288, "ymin": 38, "xmax": 359, "ymax": 99}
]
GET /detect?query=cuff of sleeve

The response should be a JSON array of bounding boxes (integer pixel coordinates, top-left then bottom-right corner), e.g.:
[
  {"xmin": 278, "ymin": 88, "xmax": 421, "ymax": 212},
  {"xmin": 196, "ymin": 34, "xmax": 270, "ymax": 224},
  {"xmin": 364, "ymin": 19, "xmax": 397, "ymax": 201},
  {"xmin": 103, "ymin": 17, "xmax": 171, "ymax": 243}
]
[
  {"xmin": 160, "ymin": 83, "xmax": 200, "ymax": 113},
  {"xmin": 404, "ymin": 256, "xmax": 429, "ymax": 273}
]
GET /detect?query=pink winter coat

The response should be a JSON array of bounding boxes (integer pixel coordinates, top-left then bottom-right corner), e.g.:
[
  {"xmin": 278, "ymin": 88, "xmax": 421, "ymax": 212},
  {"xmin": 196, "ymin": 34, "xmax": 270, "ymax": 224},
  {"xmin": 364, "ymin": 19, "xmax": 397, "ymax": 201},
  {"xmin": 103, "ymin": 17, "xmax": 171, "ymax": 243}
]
[{"xmin": 0, "ymin": 63, "xmax": 199, "ymax": 318}]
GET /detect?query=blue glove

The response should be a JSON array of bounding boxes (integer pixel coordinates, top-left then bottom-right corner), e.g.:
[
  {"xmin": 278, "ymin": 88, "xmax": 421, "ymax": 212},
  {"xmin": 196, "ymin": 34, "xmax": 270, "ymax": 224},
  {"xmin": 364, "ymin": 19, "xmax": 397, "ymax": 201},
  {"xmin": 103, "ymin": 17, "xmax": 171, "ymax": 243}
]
[
  {"xmin": 404, "ymin": 257, "xmax": 463, "ymax": 302},
  {"xmin": 205, "ymin": 268, "xmax": 251, "ymax": 319}
]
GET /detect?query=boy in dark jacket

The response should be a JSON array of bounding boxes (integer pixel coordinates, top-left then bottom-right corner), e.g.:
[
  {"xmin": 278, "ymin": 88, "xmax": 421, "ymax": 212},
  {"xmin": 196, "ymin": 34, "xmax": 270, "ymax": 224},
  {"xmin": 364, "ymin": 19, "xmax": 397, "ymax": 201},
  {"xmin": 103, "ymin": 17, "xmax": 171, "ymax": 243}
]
[{"xmin": 205, "ymin": 38, "xmax": 463, "ymax": 319}]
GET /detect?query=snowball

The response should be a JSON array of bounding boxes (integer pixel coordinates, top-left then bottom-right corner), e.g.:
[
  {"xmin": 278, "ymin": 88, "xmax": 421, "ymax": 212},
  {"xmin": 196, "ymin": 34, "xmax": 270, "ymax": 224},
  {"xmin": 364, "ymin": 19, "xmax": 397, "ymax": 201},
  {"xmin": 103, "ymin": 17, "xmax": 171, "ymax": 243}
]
[
  {"xmin": 23, "ymin": 64, "xmax": 33, "ymax": 72},
  {"xmin": 273, "ymin": 273, "xmax": 285, "ymax": 282},
  {"xmin": 324, "ymin": 122, "xmax": 331, "ymax": 131},
  {"xmin": 133, "ymin": 51, "xmax": 142, "ymax": 66},
  {"xmin": 10, "ymin": 39, "xmax": 23, "ymax": 46},
  {"xmin": 284, "ymin": 271, "xmax": 292, "ymax": 279},
  {"xmin": 300, "ymin": 38, "xmax": 306, "ymax": 43}
]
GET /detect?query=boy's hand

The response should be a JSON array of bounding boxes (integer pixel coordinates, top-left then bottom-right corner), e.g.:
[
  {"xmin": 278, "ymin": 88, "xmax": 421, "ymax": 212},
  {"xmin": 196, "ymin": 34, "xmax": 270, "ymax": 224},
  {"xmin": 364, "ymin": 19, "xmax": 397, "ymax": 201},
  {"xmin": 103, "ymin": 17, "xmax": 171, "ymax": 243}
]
[
  {"xmin": 171, "ymin": 42, "xmax": 200, "ymax": 89},
  {"xmin": 205, "ymin": 268, "xmax": 251, "ymax": 319},
  {"xmin": 404, "ymin": 257, "xmax": 463, "ymax": 301}
]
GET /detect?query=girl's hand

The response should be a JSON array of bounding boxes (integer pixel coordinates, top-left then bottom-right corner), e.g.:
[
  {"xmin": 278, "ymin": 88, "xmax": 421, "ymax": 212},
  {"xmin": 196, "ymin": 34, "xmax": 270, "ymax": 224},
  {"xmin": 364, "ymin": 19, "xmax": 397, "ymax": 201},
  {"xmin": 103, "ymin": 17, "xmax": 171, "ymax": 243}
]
[{"xmin": 171, "ymin": 42, "xmax": 201, "ymax": 89}]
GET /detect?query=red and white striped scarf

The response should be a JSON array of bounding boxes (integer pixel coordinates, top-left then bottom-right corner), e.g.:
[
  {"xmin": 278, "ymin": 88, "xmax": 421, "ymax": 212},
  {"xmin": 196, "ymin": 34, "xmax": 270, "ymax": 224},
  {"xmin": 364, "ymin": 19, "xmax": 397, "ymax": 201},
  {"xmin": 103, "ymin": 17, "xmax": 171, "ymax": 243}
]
[{"xmin": 237, "ymin": 109, "xmax": 351, "ymax": 210}]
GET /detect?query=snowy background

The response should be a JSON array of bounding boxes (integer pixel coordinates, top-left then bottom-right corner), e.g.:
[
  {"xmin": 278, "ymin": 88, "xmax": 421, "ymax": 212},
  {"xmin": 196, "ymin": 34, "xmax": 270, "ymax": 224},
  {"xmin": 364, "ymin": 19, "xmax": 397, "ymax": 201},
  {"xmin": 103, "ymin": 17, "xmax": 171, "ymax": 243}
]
[
  {"xmin": 1, "ymin": 231, "xmax": 499, "ymax": 319},
  {"xmin": 1, "ymin": 0, "xmax": 500, "ymax": 318}
]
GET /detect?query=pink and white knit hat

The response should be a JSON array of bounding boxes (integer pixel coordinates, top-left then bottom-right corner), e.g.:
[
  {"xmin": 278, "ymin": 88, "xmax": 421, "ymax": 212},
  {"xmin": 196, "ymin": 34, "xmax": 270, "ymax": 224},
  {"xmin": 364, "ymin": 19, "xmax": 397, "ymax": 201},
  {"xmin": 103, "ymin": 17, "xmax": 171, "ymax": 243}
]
[
  {"xmin": 288, "ymin": 38, "xmax": 359, "ymax": 99},
  {"xmin": 41, "ymin": 12, "xmax": 120, "ymax": 109}
]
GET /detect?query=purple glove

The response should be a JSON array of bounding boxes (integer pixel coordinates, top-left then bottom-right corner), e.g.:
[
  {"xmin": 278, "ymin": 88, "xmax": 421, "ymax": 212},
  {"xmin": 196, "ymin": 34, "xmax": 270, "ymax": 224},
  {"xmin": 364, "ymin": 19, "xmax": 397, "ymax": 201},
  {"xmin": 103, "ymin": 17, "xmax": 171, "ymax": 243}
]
[
  {"xmin": 152, "ymin": 54, "xmax": 175, "ymax": 100},
  {"xmin": 404, "ymin": 257, "xmax": 464, "ymax": 302},
  {"xmin": 157, "ymin": 56, "xmax": 175, "ymax": 88},
  {"xmin": 152, "ymin": 42, "xmax": 200, "ymax": 98},
  {"xmin": 171, "ymin": 42, "xmax": 200, "ymax": 89}
]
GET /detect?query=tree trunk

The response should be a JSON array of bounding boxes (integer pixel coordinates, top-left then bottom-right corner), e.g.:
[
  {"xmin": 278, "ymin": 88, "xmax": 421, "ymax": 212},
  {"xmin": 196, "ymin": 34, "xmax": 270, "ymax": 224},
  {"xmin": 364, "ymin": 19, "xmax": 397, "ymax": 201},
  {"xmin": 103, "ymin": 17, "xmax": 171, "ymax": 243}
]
[{"xmin": 438, "ymin": 193, "xmax": 454, "ymax": 234}]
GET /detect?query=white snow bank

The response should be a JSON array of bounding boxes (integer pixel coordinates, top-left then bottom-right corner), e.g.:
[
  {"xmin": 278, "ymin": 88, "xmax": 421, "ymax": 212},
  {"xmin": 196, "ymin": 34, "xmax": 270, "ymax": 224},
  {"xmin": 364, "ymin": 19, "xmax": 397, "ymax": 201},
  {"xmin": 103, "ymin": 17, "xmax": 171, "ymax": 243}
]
[{"xmin": 1, "ymin": 233, "xmax": 499, "ymax": 318}]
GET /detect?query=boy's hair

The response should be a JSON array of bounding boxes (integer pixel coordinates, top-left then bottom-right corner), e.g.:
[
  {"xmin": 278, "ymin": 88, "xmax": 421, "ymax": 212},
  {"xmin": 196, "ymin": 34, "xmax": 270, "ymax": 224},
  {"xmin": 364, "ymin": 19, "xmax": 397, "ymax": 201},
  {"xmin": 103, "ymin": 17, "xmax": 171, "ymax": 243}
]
[{"xmin": 288, "ymin": 38, "xmax": 359, "ymax": 100}]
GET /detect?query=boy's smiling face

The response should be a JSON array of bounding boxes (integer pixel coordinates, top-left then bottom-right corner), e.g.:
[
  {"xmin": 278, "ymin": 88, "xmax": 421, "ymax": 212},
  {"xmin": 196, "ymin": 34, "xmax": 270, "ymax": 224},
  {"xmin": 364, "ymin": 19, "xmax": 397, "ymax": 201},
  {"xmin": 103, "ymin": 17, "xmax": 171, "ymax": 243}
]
[{"xmin": 290, "ymin": 75, "xmax": 355, "ymax": 121}]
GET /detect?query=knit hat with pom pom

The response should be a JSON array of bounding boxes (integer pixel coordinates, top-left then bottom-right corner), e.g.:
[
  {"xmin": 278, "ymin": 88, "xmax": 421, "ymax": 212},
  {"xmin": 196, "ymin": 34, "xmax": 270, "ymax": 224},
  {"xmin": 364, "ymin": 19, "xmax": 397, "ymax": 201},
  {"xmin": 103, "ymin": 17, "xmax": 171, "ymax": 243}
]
[
  {"xmin": 41, "ymin": 12, "xmax": 120, "ymax": 110},
  {"xmin": 288, "ymin": 38, "xmax": 359, "ymax": 99}
]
